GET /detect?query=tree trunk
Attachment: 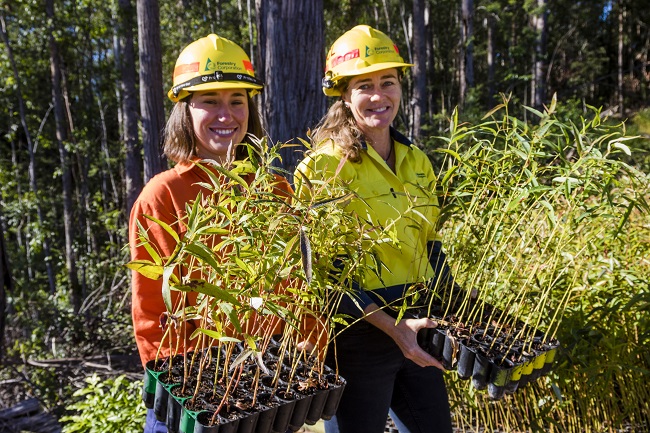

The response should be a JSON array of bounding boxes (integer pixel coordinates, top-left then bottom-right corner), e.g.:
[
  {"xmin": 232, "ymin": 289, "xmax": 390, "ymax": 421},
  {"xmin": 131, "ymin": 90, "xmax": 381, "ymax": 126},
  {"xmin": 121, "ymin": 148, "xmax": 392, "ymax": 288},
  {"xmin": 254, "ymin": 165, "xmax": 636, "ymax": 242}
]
[
  {"xmin": 255, "ymin": 0, "xmax": 326, "ymax": 174},
  {"xmin": 617, "ymin": 0, "xmax": 625, "ymax": 115},
  {"xmin": 459, "ymin": 0, "xmax": 474, "ymax": 106},
  {"xmin": 0, "ymin": 13, "xmax": 56, "ymax": 294},
  {"xmin": 137, "ymin": 0, "xmax": 167, "ymax": 182},
  {"xmin": 46, "ymin": 0, "xmax": 81, "ymax": 312},
  {"xmin": 486, "ymin": 14, "xmax": 495, "ymax": 104},
  {"xmin": 119, "ymin": 0, "xmax": 144, "ymax": 215},
  {"xmin": 425, "ymin": 1, "xmax": 436, "ymax": 117},
  {"xmin": 0, "ymin": 197, "xmax": 13, "ymax": 363},
  {"xmin": 412, "ymin": 0, "xmax": 427, "ymax": 140},
  {"xmin": 531, "ymin": 0, "xmax": 547, "ymax": 111}
]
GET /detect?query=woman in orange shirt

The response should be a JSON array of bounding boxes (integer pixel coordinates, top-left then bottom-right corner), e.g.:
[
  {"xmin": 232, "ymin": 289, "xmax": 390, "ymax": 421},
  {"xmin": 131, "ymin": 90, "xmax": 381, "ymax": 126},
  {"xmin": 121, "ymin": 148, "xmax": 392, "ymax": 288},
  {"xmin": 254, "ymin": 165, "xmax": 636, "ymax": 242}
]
[{"xmin": 129, "ymin": 34, "xmax": 291, "ymax": 433}]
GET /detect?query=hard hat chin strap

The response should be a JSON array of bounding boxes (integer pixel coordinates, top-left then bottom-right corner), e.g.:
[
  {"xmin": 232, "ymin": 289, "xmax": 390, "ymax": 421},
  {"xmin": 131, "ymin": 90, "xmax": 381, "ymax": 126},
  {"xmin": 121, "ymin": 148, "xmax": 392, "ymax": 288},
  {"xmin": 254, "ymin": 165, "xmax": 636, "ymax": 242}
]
[{"xmin": 172, "ymin": 71, "xmax": 265, "ymax": 97}]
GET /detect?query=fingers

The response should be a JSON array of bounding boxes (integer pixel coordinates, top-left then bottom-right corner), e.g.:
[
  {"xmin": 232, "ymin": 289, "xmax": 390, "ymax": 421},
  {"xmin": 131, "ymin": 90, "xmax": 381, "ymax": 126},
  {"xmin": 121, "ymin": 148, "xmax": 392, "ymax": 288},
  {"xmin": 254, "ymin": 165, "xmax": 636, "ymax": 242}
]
[
  {"xmin": 406, "ymin": 345, "xmax": 446, "ymax": 370},
  {"xmin": 296, "ymin": 340, "xmax": 315, "ymax": 352},
  {"xmin": 410, "ymin": 317, "xmax": 438, "ymax": 330}
]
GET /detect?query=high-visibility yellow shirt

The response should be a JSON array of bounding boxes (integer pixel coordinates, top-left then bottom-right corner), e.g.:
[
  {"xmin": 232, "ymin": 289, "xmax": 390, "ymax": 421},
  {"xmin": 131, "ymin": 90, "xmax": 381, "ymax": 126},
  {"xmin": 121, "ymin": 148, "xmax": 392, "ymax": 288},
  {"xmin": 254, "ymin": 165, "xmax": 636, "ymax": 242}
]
[{"xmin": 295, "ymin": 128, "xmax": 441, "ymax": 312}]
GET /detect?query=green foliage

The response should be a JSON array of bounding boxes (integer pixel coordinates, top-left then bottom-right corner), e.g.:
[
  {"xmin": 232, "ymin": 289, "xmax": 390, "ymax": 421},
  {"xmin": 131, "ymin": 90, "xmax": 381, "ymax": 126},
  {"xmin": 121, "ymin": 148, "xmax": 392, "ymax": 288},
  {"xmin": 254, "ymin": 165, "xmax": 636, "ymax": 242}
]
[
  {"xmin": 129, "ymin": 138, "xmax": 372, "ymax": 380},
  {"xmin": 427, "ymin": 97, "xmax": 650, "ymax": 432},
  {"xmin": 60, "ymin": 374, "xmax": 146, "ymax": 433}
]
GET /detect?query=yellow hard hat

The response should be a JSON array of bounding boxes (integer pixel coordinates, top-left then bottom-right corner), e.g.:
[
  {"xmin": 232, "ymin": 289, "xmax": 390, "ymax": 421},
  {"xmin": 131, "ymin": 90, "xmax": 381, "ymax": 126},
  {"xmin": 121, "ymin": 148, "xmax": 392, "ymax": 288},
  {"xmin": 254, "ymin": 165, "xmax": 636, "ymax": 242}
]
[
  {"xmin": 168, "ymin": 34, "xmax": 264, "ymax": 102},
  {"xmin": 322, "ymin": 25, "xmax": 413, "ymax": 97}
]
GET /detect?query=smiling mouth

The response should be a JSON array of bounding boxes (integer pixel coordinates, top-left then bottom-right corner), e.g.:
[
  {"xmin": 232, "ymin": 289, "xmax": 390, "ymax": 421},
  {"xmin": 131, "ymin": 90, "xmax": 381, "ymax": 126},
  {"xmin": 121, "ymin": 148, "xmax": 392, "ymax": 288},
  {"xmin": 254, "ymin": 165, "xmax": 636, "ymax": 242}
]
[
  {"xmin": 367, "ymin": 107, "xmax": 390, "ymax": 114},
  {"xmin": 210, "ymin": 127, "xmax": 237, "ymax": 136}
]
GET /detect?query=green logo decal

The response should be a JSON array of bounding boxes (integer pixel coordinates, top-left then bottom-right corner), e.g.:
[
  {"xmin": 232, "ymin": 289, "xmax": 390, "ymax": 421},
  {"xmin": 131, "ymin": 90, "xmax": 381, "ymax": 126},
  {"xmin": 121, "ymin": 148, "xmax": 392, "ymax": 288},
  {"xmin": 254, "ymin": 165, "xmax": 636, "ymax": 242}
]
[{"xmin": 205, "ymin": 58, "xmax": 216, "ymax": 71}]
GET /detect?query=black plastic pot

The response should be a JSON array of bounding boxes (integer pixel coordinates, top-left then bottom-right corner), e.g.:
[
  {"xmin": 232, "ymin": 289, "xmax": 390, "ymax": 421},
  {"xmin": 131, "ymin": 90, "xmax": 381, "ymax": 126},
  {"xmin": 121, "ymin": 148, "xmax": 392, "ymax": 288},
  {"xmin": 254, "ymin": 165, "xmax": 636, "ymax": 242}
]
[
  {"xmin": 194, "ymin": 411, "xmax": 239, "ymax": 433},
  {"xmin": 488, "ymin": 358, "xmax": 515, "ymax": 400},
  {"xmin": 320, "ymin": 375, "xmax": 346, "ymax": 420},
  {"xmin": 237, "ymin": 410, "xmax": 259, "ymax": 433},
  {"xmin": 456, "ymin": 344, "xmax": 476, "ymax": 380},
  {"xmin": 516, "ymin": 353, "xmax": 535, "ymax": 388},
  {"xmin": 429, "ymin": 328, "xmax": 446, "ymax": 359},
  {"xmin": 254, "ymin": 393, "xmax": 279, "ymax": 433},
  {"xmin": 441, "ymin": 332, "xmax": 459, "ymax": 370},
  {"xmin": 271, "ymin": 390, "xmax": 297, "ymax": 433},
  {"xmin": 417, "ymin": 327, "xmax": 433, "ymax": 353},
  {"xmin": 304, "ymin": 386, "xmax": 329, "ymax": 425},
  {"xmin": 287, "ymin": 388, "xmax": 314, "ymax": 431},
  {"xmin": 142, "ymin": 360, "xmax": 161, "ymax": 409},
  {"xmin": 166, "ymin": 386, "xmax": 184, "ymax": 433},
  {"xmin": 540, "ymin": 340, "xmax": 560, "ymax": 376},
  {"xmin": 471, "ymin": 348, "xmax": 491, "ymax": 391},
  {"xmin": 154, "ymin": 380, "xmax": 169, "ymax": 422}
]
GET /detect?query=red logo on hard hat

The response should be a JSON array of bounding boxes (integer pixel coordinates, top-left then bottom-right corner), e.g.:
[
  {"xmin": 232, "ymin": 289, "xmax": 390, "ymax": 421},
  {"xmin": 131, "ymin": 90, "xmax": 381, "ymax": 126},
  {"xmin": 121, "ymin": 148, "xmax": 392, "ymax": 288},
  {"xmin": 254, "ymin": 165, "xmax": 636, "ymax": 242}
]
[
  {"xmin": 393, "ymin": 44, "xmax": 399, "ymax": 54},
  {"xmin": 329, "ymin": 49, "xmax": 360, "ymax": 69},
  {"xmin": 174, "ymin": 62, "xmax": 200, "ymax": 78},
  {"xmin": 243, "ymin": 60, "xmax": 254, "ymax": 72}
]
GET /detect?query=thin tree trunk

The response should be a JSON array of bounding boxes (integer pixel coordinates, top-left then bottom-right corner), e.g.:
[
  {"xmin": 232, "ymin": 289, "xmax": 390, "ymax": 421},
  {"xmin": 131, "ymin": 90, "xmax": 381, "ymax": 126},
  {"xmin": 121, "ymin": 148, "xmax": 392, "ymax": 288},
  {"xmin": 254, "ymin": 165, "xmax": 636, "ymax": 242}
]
[
  {"xmin": 399, "ymin": 4, "xmax": 413, "ymax": 130},
  {"xmin": 0, "ymin": 196, "xmax": 13, "ymax": 363},
  {"xmin": 0, "ymin": 13, "xmax": 56, "ymax": 293},
  {"xmin": 255, "ymin": 0, "xmax": 325, "ymax": 174},
  {"xmin": 119, "ymin": 0, "xmax": 143, "ymax": 215},
  {"xmin": 486, "ymin": 14, "xmax": 495, "ymax": 104},
  {"xmin": 137, "ymin": 0, "xmax": 167, "ymax": 182},
  {"xmin": 46, "ymin": 0, "xmax": 81, "ymax": 312},
  {"xmin": 617, "ymin": 0, "xmax": 625, "ymax": 115},
  {"xmin": 382, "ymin": 0, "xmax": 392, "ymax": 34},
  {"xmin": 425, "ymin": 1, "xmax": 436, "ymax": 117},
  {"xmin": 459, "ymin": 0, "xmax": 474, "ymax": 106},
  {"xmin": 531, "ymin": 0, "xmax": 547, "ymax": 110},
  {"xmin": 412, "ymin": 0, "xmax": 427, "ymax": 140},
  {"xmin": 458, "ymin": 4, "xmax": 466, "ymax": 106}
]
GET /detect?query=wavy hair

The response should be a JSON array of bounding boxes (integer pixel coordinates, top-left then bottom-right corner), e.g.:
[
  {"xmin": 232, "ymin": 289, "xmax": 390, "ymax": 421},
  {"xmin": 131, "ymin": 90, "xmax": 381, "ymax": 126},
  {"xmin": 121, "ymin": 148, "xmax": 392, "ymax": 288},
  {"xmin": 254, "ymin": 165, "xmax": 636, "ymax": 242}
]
[
  {"xmin": 310, "ymin": 100, "xmax": 365, "ymax": 163},
  {"xmin": 163, "ymin": 94, "xmax": 263, "ymax": 164}
]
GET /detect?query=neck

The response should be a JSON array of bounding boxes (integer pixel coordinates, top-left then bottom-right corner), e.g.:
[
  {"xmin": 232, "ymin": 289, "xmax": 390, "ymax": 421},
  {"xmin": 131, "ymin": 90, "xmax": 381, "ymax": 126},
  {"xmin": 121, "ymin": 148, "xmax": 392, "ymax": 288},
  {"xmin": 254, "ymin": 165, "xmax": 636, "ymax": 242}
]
[{"xmin": 363, "ymin": 128, "xmax": 392, "ymax": 160}]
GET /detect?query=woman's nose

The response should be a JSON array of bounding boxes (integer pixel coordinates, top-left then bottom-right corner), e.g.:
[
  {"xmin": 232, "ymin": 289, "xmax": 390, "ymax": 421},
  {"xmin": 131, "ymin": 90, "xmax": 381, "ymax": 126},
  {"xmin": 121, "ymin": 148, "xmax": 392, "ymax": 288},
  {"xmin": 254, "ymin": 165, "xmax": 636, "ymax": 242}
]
[
  {"xmin": 215, "ymin": 106, "xmax": 233, "ymax": 121},
  {"xmin": 370, "ymin": 89, "xmax": 384, "ymax": 101}
]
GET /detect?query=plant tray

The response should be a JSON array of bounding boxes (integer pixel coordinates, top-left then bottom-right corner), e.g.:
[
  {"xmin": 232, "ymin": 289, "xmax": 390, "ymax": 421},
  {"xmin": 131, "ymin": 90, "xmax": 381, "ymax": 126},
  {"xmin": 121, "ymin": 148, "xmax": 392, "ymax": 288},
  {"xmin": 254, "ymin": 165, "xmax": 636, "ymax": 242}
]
[
  {"xmin": 416, "ymin": 304, "xmax": 560, "ymax": 400},
  {"xmin": 141, "ymin": 348, "xmax": 346, "ymax": 433}
]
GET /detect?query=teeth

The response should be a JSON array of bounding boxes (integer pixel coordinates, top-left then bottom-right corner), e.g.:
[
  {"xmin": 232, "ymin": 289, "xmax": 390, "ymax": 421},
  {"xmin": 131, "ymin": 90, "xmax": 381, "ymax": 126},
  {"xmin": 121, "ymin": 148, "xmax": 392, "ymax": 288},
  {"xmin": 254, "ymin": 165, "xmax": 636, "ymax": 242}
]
[
  {"xmin": 369, "ymin": 107, "xmax": 389, "ymax": 113},
  {"xmin": 210, "ymin": 128, "xmax": 235, "ymax": 135}
]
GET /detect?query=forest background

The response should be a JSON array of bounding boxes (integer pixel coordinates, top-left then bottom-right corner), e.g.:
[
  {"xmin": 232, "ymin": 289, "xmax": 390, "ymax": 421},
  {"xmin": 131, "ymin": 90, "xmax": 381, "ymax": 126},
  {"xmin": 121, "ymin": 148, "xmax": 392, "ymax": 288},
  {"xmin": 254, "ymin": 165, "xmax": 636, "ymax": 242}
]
[{"xmin": 0, "ymin": 0, "xmax": 649, "ymax": 432}]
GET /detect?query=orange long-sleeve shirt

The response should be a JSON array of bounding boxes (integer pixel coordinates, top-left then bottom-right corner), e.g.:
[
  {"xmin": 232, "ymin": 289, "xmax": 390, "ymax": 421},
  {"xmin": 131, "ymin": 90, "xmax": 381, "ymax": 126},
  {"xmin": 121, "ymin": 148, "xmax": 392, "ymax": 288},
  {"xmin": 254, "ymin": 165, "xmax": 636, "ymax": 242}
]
[{"xmin": 129, "ymin": 160, "xmax": 299, "ymax": 366}]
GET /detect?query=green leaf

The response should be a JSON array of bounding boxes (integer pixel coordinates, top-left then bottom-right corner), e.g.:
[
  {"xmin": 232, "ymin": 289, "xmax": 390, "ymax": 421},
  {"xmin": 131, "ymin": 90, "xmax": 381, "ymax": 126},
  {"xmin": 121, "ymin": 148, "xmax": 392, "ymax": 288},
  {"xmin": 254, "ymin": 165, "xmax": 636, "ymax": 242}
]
[
  {"xmin": 175, "ymin": 280, "xmax": 241, "ymax": 306},
  {"xmin": 185, "ymin": 242, "xmax": 222, "ymax": 272},
  {"xmin": 125, "ymin": 260, "xmax": 164, "ymax": 279},
  {"xmin": 161, "ymin": 265, "xmax": 175, "ymax": 312},
  {"xmin": 143, "ymin": 215, "xmax": 180, "ymax": 244}
]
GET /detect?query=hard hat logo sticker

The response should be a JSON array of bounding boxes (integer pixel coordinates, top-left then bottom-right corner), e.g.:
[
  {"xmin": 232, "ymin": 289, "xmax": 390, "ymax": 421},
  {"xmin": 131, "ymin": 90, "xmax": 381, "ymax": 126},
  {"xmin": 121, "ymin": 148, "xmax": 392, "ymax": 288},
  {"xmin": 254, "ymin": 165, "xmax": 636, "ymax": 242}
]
[{"xmin": 329, "ymin": 48, "xmax": 360, "ymax": 69}]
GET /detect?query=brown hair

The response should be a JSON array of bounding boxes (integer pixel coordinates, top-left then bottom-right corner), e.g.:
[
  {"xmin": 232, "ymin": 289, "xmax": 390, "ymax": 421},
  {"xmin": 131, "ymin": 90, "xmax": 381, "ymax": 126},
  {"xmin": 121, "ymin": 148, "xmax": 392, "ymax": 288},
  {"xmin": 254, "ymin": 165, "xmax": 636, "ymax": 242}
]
[
  {"xmin": 310, "ymin": 100, "xmax": 364, "ymax": 163},
  {"xmin": 163, "ymin": 94, "xmax": 264, "ymax": 164}
]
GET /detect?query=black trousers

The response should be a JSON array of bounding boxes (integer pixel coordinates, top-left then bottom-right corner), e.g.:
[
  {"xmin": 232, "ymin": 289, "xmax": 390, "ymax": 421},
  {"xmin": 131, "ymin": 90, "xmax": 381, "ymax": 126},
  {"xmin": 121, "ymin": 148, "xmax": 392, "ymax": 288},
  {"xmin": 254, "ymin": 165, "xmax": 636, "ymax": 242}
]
[{"xmin": 324, "ymin": 320, "xmax": 453, "ymax": 433}]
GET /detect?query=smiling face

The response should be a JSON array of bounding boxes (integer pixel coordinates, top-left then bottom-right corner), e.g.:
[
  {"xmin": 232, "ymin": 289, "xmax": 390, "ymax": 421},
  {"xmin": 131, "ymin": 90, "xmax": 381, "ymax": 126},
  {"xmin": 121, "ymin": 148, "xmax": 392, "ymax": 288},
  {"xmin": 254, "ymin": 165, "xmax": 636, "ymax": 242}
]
[
  {"xmin": 188, "ymin": 89, "xmax": 249, "ymax": 162},
  {"xmin": 342, "ymin": 68, "xmax": 401, "ymax": 139}
]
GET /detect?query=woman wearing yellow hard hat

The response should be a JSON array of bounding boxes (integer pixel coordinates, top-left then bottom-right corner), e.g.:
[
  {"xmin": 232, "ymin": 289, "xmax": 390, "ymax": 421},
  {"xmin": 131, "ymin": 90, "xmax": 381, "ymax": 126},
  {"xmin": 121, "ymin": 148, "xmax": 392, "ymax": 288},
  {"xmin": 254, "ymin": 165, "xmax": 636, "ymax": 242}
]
[
  {"xmin": 295, "ymin": 25, "xmax": 455, "ymax": 432},
  {"xmin": 129, "ymin": 34, "xmax": 291, "ymax": 433}
]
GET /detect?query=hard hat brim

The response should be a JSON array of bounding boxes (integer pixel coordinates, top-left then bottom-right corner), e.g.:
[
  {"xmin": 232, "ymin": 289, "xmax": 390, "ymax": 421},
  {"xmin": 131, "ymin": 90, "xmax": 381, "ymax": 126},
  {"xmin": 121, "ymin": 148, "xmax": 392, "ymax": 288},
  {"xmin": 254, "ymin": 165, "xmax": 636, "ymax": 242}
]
[
  {"xmin": 323, "ymin": 61, "xmax": 413, "ymax": 97},
  {"xmin": 168, "ymin": 81, "xmax": 263, "ymax": 102}
]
